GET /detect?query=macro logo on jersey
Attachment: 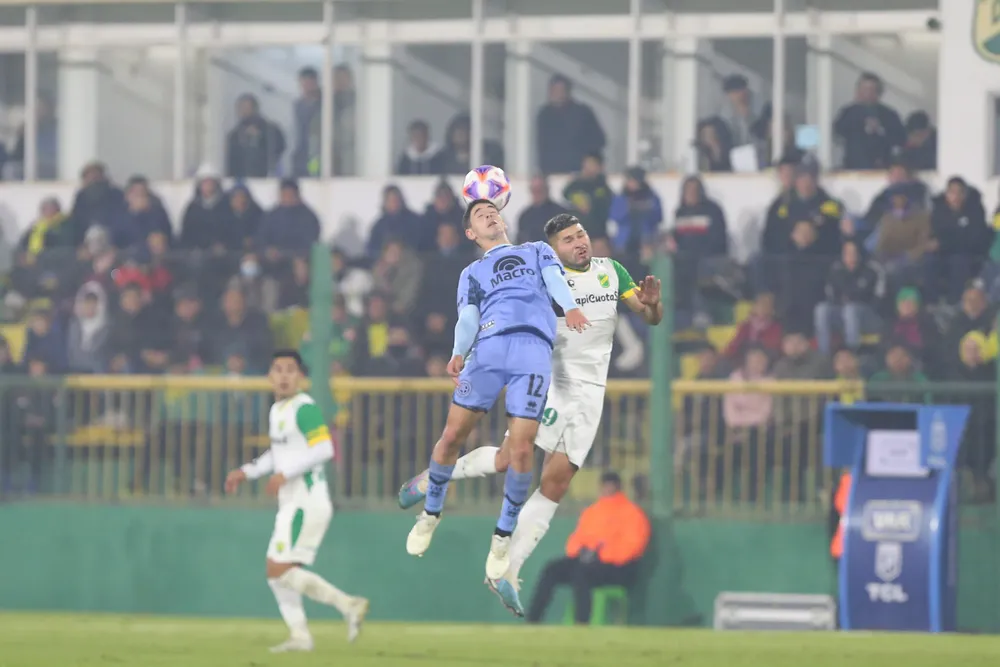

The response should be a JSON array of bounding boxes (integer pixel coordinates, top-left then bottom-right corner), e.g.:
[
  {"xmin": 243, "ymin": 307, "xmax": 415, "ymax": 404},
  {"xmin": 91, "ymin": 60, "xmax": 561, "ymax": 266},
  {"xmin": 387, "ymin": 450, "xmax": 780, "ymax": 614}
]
[
  {"xmin": 974, "ymin": 0, "xmax": 1000, "ymax": 64},
  {"xmin": 491, "ymin": 254, "xmax": 535, "ymax": 287}
]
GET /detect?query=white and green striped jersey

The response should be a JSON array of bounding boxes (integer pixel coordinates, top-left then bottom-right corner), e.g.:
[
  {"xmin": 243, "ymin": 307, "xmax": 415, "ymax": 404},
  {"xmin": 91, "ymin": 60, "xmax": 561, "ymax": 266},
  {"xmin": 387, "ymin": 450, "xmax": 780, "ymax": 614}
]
[
  {"xmin": 552, "ymin": 257, "xmax": 637, "ymax": 386},
  {"xmin": 268, "ymin": 392, "xmax": 331, "ymax": 505}
]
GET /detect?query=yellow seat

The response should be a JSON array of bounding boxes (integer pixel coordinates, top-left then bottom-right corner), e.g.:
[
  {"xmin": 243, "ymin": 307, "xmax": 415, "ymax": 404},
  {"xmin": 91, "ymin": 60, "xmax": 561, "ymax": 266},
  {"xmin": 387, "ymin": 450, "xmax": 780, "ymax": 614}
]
[
  {"xmin": 0, "ymin": 323, "xmax": 27, "ymax": 362},
  {"xmin": 67, "ymin": 425, "xmax": 145, "ymax": 448},
  {"xmin": 734, "ymin": 301, "xmax": 753, "ymax": 324},
  {"xmin": 706, "ymin": 325, "xmax": 736, "ymax": 351},
  {"xmin": 860, "ymin": 333, "xmax": 880, "ymax": 346}
]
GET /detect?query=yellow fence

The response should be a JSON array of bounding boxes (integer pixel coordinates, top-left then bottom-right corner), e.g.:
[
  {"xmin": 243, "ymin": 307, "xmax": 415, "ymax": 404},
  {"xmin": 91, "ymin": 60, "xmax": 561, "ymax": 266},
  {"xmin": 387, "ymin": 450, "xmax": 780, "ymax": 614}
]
[{"xmin": 0, "ymin": 375, "xmax": 863, "ymax": 515}]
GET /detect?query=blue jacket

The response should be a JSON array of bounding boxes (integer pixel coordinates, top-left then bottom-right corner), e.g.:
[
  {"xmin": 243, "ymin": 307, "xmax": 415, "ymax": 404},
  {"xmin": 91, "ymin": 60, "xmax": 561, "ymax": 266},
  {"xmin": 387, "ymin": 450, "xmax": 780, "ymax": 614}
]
[
  {"xmin": 256, "ymin": 203, "xmax": 321, "ymax": 254},
  {"xmin": 608, "ymin": 189, "xmax": 663, "ymax": 254}
]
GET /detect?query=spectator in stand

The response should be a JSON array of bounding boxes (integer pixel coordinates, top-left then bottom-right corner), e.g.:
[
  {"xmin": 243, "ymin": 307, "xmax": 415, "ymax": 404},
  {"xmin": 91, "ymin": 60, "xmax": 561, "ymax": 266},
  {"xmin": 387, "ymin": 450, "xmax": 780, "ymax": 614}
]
[
  {"xmin": 211, "ymin": 284, "xmax": 274, "ymax": 373},
  {"xmin": 723, "ymin": 292, "xmax": 783, "ymax": 361},
  {"xmin": 833, "ymin": 349, "xmax": 865, "ymax": 402},
  {"xmin": 608, "ymin": 166, "xmax": 663, "ymax": 269},
  {"xmin": 18, "ymin": 197, "xmax": 72, "ymax": 263},
  {"xmin": 929, "ymin": 177, "xmax": 992, "ymax": 302},
  {"xmin": 419, "ymin": 222, "xmax": 472, "ymax": 318},
  {"xmin": 112, "ymin": 179, "xmax": 172, "ymax": 250},
  {"xmin": 68, "ymin": 162, "xmax": 124, "ymax": 245},
  {"xmin": 944, "ymin": 280, "xmax": 993, "ymax": 373},
  {"xmin": 900, "ymin": 111, "xmax": 937, "ymax": 171},
  {"xmin": 65, "ymin": 282, "xmax": 110, "ymax": 374},
  {"xmin": 517, "ymin": 175, "xmax": 568, "ymax": 244},
  {"xmin": 168, "ymin": 284, "xmax": 209, "ymax": 371},
  {"xmin": 24, "ymin": 303, "xmax": 66, "ymax": 374},
  {"xmin": 664, "ymin": 176, "xmax": 728, "ymax": 319},
  {"xmin": 751, "ymin": 103, "xmax": 806, "ymax": 168},
  {"xmin": 718, "ymin": 74, "xmax": 764, "ymax": 156},
  {"xmin": 276, "ymin": 255, "xmax": 310, "ymax": 310},
  {"xmin": 372, "ymin": 239, "xmax": 423, "ymax": 321},
  {"xmin": 226, "ymin": 93, "xmax": 286, "ymax": 178},
  {"xmin": 563, "ymin": 153, "xmax": 613, "ymax": 238},
  {"xmin": 757, "ymin": 157, "xmax": 799, "ymax": 289},
  {"xmin": 367, "ymin": 184, "xmax": 422, "ymax": 258},
  {"xmin": 860, "ymin": 158, "xmax": 930, "ymax": 242},
  {"xmin": 722, "ymin": 346, "xmax": 774, "ymax": 430},
  {"xmin": 814, "ymin": 240, "xmax": 884, "ymax": 355},
  {"xmin": 291, "ymin": 66, "xmax": 322, "ymax": 178},
  {"xmin": 773, "ymin": 330, "xmax": 833, "ymax": 380},
  {"xmin": 360, "ymin": 325, "xmax": 423, "ymax": 377},
  {"xmin": 107, "ymin": 284, "xmax": 149, "ymax": 373},
  {"xmin": 180, "ymin": 174, "xmax": 237, "ymax": 251},
  {"xmin": 694, "ymin": 117, "xmax": 733, "ymax": 173},
  {"xmin": 332, "ymin": 247, "xmax": 373, "ymax": 318},
  {"xmin": 782, "ymin": 221, "xmax": 834, "ymax": 335},
  {"xmin": 871, "ymin": 184, "xmax": 933, "ymax": 290},
  {"xmin": 349, "ymin": 292, "xmax": 394, "ymax": 375},
  {"xmin": 300, "ymin": 294, "xmax": 358, "ymax": 371},
  {"xmin": 786, "ymin": 158, "xmax": 842, "ymax": 255},
  {"xmin": 418, "ymin": 181, "xmax": 464, "ymax": 251},
  {"xmin": 9, "ymin": 95, "xmax": 58, "ymax": 180},
  {"xmin": 535, "ymin": 74, "xmax": 606, "ymax": 175},
  {"xmin": 230, "ymin": 254, "xmax": 274, "ymax": 314},
  {"xmin": 333, "ymin": 64, "xmax": 358, "ymax": 176},
  {"xmin": 0, "ymin": 335, "xmax": 18, "ymax": 373},
  {"xmin": 870, "ymin": 343, "xmax": 928, "ymax": 386},
  {"xmin": 228, "ymin": 185, "xmax": 263, "ymax": 251},
  {"xmin": 833, "ymin": 72, "xmax": 905, "ymax": 170},
  {"xmin": 255, "ymin": 179, "xmax": 321, "ymax": 258},
  {"xmin": 435, "ymin": 112, "xmax": 504, "ymax": 175},
  {"xmin": 396, "ymin": 119, "xmax": 444, "ymax": 176},
  {"xmin": 883, "ymin": 287, "xmax": 940, "ymax": 376}
]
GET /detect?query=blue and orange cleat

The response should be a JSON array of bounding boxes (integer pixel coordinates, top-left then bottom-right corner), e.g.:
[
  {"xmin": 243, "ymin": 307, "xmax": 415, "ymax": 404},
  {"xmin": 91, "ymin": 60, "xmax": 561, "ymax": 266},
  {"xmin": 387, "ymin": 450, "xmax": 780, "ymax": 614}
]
[{"xmin": 397, "ymin": 470, "xmax": 429, "ymax": 509}]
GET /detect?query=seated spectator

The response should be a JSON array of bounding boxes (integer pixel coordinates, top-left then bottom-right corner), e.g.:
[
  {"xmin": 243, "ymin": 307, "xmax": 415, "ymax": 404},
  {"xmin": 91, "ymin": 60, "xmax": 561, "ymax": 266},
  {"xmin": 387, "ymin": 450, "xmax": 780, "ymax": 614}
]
[
  {"xmin": 225, "ymin": 93, "xmax": 286, "ymax": 178},
  {"xmin": 276, "ymin": 255, "xmax": 310, "ymax": 310},
  {"xmin": 871, "ymin": 185, "xmax": 933, "ymax": 287},
  {"xmin": 349, "ymin": 292, "xmax": 393, "ymax": 375},
  {"xmin": 608, "ymin": 166, "xmax": 663, "ymax": 267},
  {"xmin": 107, "ymin": 284, "xmax": 149, "ymax": 373},
  {"xmin": 418, "ymin": 181, "xmax": 464, "ymax": 251},
  {"xmin": 366, "ymin": 185, "xmax": 422, "ymax": 258},
  {"xmin": 723, "ymin": 346, "xmax": 773, "ymax": 429},
  {"xmin": 832, "ymin": 349, "xmax": 865, "ymax": 404},
  {"xmin": 526, "ymin": 471, "xmax": 649, "ymax": 625},
  {"xmin": 535, "ymin": 74, "xmax": 605, "ymax": 175},
  {"xmin": 944, "ymin": 280, "xmax": 993, "ymax": 374},
  {"xmin": 372, "ymin": 239, "xmax": 423, "ymax": 320},
  {"xmin": 169, "ymin": 284, "xmax": 209, "ymax": 370},
  {"xmin": 694, "ymin": 116, "xmax": 732, "ymax": 173},
  {"xmin": 301, "ymin": 294, "xmax": 357, "ymax": 371},
  {"xmin": 66, "ymin": 282, "xmax": 110, "ymax": 374},
  {"xmin": 18, "ymin": 197, "xmax": 72, "ymax": 263},
  {"xmin": 832, "ymin": 72, "xmax": 905, "ymax": 170},
  {"xmin": 562, "ymin": 153, "xmax": 613, "ymax": 238},
  {"xmin": 396, "ymin": 119, "xmax": 444, "ymax": 175},
  {"xmin": 67, "ymin": 161, "xmax": 125, "ymax": 245},
  {"xmin": 359, "ymin": 325, "xmax": 423, "ymax": 377},
  {"xmin": 210, "ymin": 284, "xmax": 274, "ymax": 373},
  {"xmin": 900, "ymin": 111, "xmax": 937, "ymax": 171},
  {"xmin": 517, "ymin": 175, "xmax": 568, "ymax": 245},
  {"xmin": 723, "ymin": 292, "xmax": 782, "ymax": 361},
  {"xmin": 883, "ymin": 287, "xmax": 939, "ymax": 374},
  {"xmin": 255, "ymin": 179, "xmax": 321, "ymax": 259},
  {"xmin": 773, "ymin": 330, "xmax": 832, "ymax": 380},
  {"xmin": 180, "ymin": 174, "xmax": 235, "ymax": 251},
  {"xmin": 861, "ymin": 158, "xmax": 930, "ymax": 241},
  {"xmin": 332, "ymin": 247, "xmax": 373, "ymax": 318},
  {"xmin": 228, "ymin": 185, "xmax": 263, "ymax": 251},
  {"xmin": 435, "ymin": 112, "xmax": 504, "ymax": 175},
  {"xmin": 665, "ymin": 176, "xmax": 728, "ymax": 317},
  {"xmin": 111, "ymin": 178, "xmax": 173, "ymax": 249},
  {"xmin": 814, "ymin": 240, "xmax": 884, "ymax": 354},
  {"xmin": 869, "ymin": 342, "xmax": 928, "ymax": 385},
  {"xmin": 929, "ymin": 177, "xmax": 992, "ymax": 302},
  {"xmin": 24, "ymin": 303, "xmax": 66, "ymax": 374}
]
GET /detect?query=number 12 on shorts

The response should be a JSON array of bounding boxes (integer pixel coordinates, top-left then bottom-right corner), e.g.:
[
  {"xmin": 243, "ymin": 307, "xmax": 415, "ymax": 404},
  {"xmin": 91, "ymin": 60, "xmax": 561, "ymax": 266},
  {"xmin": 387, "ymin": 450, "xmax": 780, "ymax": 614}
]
[{"xmin": 526, "ymin": 373, "xmax": 546, "ymax": 398}]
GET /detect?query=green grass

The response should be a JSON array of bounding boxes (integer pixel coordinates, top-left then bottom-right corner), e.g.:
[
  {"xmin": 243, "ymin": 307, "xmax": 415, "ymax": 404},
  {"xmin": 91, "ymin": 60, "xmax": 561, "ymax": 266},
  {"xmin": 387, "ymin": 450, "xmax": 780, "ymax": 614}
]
[{"xmin": 2, "ymin": 613, "xmax": 1000, "ymax": 667}]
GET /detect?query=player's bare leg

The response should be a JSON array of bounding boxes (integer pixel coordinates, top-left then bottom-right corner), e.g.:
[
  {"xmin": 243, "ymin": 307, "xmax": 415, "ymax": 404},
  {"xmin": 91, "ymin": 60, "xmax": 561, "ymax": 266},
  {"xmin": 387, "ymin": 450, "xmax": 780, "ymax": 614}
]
[
  {"xmin": 265, "ymin": 559, "xmax": 369, "ymax": 650},
  {"xmin": 406, "ymin": 403, "xmax": 482, "ymax": 556},
  {"xmin": 486, "ymin": 416, "xmax": 538, "ymax": 581}
]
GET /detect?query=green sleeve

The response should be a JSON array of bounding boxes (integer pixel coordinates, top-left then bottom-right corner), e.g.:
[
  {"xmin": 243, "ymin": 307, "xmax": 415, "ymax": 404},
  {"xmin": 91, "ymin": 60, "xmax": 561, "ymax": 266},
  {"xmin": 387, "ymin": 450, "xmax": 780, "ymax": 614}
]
[
  {"xmin": 610, "ymin": 258, "xmax": 638, "ymax": 300},
  {"xmin": 295, "ymin": 401, "xmax": 331, "ymax": 446}
]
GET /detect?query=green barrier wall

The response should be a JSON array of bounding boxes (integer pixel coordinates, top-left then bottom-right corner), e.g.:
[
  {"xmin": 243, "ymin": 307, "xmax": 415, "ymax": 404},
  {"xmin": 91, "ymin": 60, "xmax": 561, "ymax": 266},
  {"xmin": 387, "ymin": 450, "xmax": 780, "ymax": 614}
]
[{"xmin": 0, "ymin": 503, "xmax": 995, "ymax": 631}]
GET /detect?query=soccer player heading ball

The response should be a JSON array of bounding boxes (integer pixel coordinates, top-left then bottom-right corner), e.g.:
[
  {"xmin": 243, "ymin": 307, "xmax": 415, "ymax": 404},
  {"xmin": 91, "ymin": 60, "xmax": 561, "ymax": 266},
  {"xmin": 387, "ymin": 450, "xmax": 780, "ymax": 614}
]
[
  {"xmin": 399, "ymin": 213, "xmax": 663, "ymax": 616},
  {"xmin": 226, "ymin": 350, "xmax": 369, "ymax": 652},
  {"xmin": 405, "ymin": 199, "xmax": 590, "ymax": 589}
]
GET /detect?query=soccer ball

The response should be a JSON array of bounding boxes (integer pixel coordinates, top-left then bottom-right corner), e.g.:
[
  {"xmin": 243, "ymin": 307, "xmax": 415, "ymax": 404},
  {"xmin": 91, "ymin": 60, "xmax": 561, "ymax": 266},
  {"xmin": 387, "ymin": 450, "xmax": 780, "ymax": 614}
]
[{"xmin": 462, "ymin": 165, "xmax": 512, "ymax": 211}]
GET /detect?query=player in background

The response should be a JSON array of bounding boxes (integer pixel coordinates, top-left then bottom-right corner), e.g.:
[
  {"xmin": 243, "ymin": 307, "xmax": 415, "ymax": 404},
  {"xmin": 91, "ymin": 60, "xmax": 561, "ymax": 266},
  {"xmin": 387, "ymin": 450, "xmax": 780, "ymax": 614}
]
[
  {"xmin": 406, "ymin": 199, "xmax": 589, "ymax": 584},
  {"xmin": 398, "ymin": 213, "xmax": 662, "ymax": 615},
  {"xmin": 225, "ymin": 350, "xmax": 369, "ymax": 653}
]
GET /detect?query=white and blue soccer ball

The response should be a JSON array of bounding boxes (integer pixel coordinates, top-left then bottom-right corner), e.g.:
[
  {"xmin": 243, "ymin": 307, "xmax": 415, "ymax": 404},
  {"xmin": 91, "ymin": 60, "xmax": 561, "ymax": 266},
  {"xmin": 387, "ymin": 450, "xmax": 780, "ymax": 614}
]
[{"xmin": 462, "ymin": 165, "xmax": 512, "ymax": 211}]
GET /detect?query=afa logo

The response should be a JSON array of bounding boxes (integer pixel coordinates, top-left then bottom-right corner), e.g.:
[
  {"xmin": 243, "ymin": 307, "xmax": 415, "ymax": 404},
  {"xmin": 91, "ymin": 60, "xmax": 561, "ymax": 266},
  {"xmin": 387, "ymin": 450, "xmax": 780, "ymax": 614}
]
[
  {"xmin": 491, "ymin": 254, "xmax": 535, "ymax": 287},
  {"xmin": 974, "ymin": 0, "xmax": 1000, "ymax": 64}
]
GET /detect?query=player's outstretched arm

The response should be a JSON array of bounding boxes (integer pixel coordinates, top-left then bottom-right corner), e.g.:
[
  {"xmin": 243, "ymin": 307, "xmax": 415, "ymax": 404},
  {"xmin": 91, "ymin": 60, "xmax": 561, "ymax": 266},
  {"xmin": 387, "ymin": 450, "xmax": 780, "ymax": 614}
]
[
  {"xmin": 613, "ymin": 259, "xmax": 662, "ymax": 325},
  {"xmin": 541, "ymin": 265, "xmax": 590, "ymax": 332},
  {"xmin": 225, "ymin": 449, "xmax": 274, "ymax": 494}
]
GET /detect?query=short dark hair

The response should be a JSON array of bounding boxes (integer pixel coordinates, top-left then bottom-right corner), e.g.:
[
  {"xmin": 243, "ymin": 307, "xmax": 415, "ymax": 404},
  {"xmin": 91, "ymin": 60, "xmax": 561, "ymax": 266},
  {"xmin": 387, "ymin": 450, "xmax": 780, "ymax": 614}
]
[
  {"xmin": 600, "ymin": 471, "xmax": 622, "ymax": 489},
  {"xmin": 272, "ymin": 349, "xmax": 308, "ymax": 374},
  {"xmin": 582, "ymin": 152, "xmax": 604, "ymax": 165},
  {"xmin": 544, "ymin": 213, "xmax": 581, "ymax": 238},
  {"xmin": 463, "ymin": 198, "xmax": 496, "ymax": 228},
  {"xmin": 859, "ymin": 71, "xmax": 883, "ymax": 93},
  {"xmin": 408, "ymin": 119, "xmax": 429, "ymax": 134},
  {"xmin": 298, "ymin": 66, "xmax": 318, "ymax": 80}
]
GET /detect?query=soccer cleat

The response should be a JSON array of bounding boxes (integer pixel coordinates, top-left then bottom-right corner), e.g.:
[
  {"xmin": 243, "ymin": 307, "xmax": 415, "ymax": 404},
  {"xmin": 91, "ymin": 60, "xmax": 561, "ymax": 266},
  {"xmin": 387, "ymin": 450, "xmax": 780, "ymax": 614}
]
[
  {"xmin": 406, "ymin": 511, "xmax": 441, "ymax": 556},
  {"xmin": 269, "ymin": 637, "xmax": 314, "ymax": 653},
  {"xmin": 485, "ymin": 534, "xmax": 512, "ymax": 581},
  {"xmin": 397, "ymin": 470, "xmax": 429, "ymax": 509},
  {"xmin": 486, "ymin": 573, "xmax": 525, "ymax": 618},
  {"xmin": 345, "ymin": 597, "xmax": 370, "ymax": 643}
]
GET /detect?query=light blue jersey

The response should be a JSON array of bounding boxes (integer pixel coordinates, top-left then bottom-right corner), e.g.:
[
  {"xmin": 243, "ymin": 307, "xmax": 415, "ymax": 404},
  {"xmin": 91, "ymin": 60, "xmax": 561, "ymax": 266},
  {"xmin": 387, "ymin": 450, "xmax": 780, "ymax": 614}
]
[{"xmin": 456, "ymin": 241, "xmax": 564, "ymax": 347}]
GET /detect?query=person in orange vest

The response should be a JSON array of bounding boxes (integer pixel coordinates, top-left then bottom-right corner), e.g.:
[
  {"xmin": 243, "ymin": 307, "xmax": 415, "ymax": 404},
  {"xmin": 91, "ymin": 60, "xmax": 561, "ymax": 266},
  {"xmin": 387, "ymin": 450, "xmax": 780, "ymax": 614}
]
[
  {"xmin": 525, "ymin": 471, "xmax": 650, "ymax": 624},
  {"xmin": 830, "ymin": 471, "xmax": 852, "ymax": 562}
]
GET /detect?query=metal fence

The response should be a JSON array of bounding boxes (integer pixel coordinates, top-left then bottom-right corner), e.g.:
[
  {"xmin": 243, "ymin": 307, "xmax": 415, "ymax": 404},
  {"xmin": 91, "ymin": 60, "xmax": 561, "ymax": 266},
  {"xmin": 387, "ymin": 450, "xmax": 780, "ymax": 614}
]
[{"xmin": 0, "ymin": 376, "xmax": 996, "ymax": 518}]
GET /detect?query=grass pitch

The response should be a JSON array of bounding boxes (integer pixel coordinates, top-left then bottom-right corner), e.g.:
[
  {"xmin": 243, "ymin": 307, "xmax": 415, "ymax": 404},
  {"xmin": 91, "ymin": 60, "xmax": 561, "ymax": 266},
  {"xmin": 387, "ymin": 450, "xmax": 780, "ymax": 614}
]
[{"xmin": 2, "ymin": 613, "xmax": 999, "ymax": 667}]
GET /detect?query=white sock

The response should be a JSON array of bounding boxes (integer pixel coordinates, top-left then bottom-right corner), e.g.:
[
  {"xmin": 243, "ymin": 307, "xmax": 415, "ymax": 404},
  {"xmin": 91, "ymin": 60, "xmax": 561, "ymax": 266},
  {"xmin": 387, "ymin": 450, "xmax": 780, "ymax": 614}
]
[
  {"xmin": 508, "ymin": 489, "xmax": 560, "ymax": 579},
  {"xmin": 451, "ymin": 446, "xmax": 500, "ymax": 480},
  {"xmin": 279, "ymin": 567, "xmax": 353, "ymax": 616},
  {"xmin": 268, "ymin": 578, "xmax": 311, "ymax": 640}
]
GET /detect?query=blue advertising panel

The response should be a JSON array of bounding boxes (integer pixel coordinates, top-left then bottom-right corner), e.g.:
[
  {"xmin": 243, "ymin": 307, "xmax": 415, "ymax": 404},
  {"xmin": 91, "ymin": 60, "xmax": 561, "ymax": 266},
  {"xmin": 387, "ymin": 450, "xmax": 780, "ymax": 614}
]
[{"xmin": 823, "ymin": 403, "xmax": 969, "ymax": 632}]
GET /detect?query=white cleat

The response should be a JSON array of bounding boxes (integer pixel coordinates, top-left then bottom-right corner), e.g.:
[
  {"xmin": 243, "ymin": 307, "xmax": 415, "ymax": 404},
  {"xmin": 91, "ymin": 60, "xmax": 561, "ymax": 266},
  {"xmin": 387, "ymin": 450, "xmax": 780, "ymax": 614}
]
[
  {"xmin": 345, "ymin": 596, "xmax": 370, "ymax": 643},
  {"xmin": 485, "ymin": 534, "xmax": 512, "ymax": 581},
  {"xmin": 406, "ymin": 511, "xmax": 441, "ymax": 556},
  {"xmin": 269, "ymin": 637, "xmax": 314, "ymax": 653}
]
